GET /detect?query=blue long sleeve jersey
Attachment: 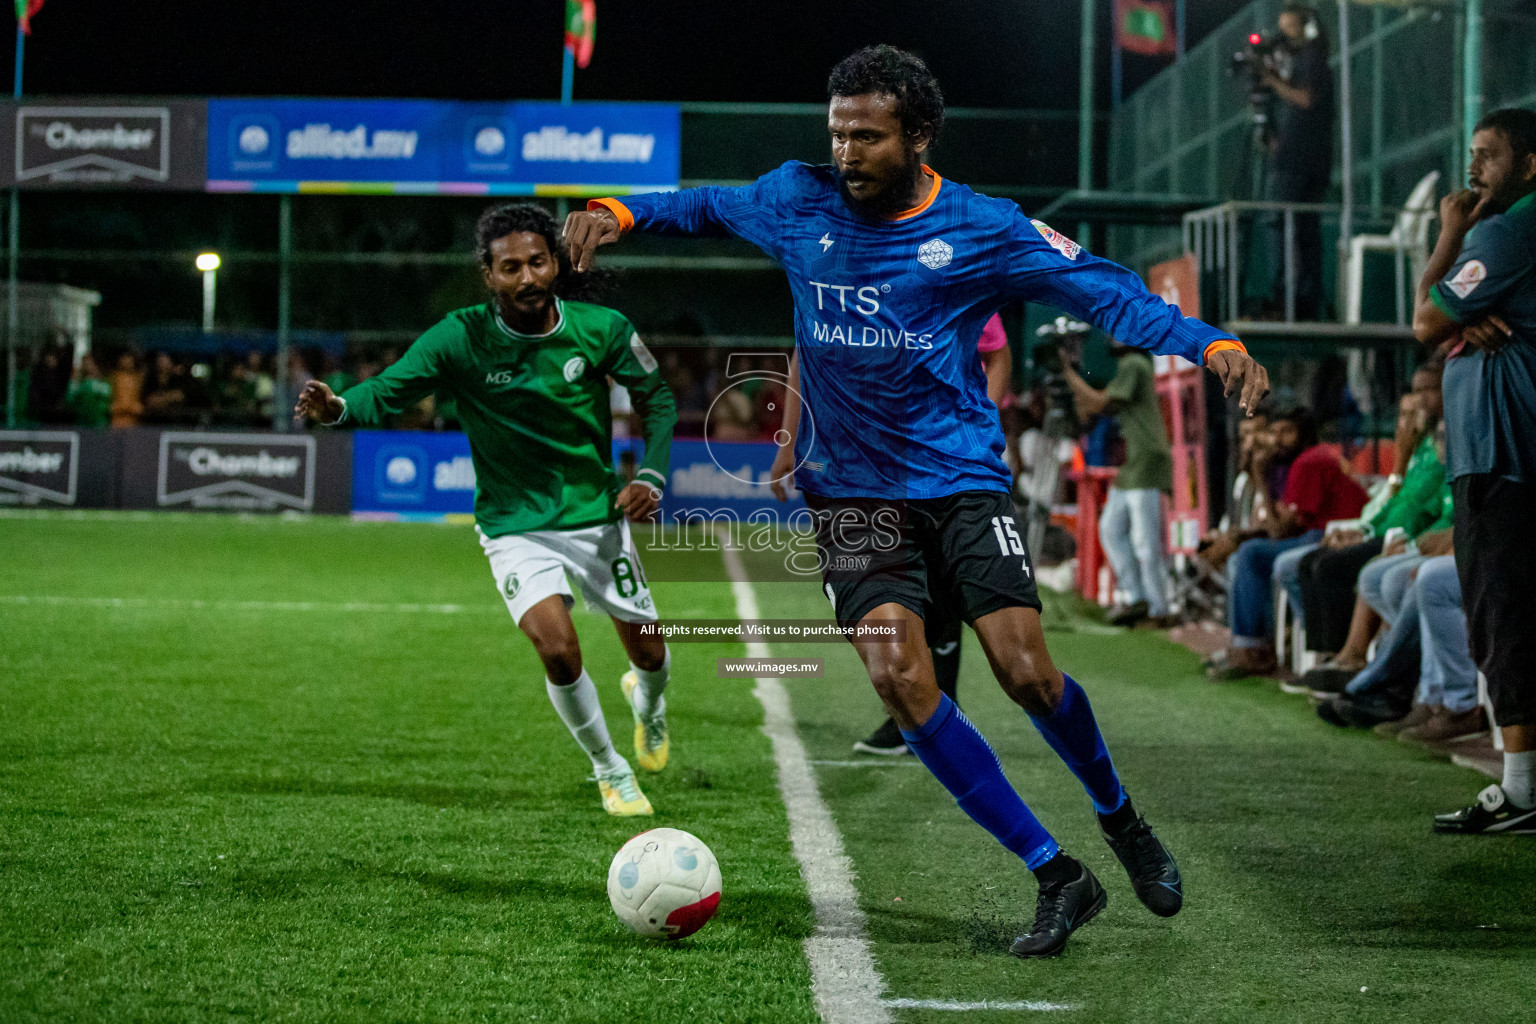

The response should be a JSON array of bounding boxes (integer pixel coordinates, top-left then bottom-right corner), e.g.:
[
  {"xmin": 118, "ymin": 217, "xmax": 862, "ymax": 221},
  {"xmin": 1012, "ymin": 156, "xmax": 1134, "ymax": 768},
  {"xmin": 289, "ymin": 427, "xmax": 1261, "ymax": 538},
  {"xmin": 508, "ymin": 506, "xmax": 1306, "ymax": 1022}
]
[{"xmin": 596, "ymin": 161, "xmax": 1242, "ymax": 500}]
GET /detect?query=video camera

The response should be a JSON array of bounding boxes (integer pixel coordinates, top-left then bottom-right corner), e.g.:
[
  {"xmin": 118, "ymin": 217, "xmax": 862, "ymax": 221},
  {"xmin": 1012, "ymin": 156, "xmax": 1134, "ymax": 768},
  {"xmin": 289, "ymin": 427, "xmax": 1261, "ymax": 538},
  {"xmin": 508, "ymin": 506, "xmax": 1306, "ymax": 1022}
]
[
  {"xmin": 1032, "ymin": 316, "xmax": 1089, "ymax": 440},
  {"xmin": 1228, "ymin": 32, "xmax": 1279, "ymax": 122}
]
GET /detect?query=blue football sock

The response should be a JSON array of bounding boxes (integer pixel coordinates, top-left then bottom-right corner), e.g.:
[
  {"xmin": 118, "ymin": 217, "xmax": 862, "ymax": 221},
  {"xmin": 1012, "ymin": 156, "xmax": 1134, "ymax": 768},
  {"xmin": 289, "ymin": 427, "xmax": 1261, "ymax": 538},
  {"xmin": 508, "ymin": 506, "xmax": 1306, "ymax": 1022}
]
[
  {"xmin": 900, "ymin": 694, "xmax": 1060, "ymax": 870},
  {"xmin": 1028, "ymin": 673, "xmax": 1126, "ymax": 815}
]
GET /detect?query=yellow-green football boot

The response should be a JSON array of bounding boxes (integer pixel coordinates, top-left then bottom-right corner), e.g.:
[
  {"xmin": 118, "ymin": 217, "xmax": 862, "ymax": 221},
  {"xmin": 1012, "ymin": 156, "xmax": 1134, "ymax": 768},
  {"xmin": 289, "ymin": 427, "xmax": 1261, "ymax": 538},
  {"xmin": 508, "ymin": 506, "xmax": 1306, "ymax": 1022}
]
[{"xmin": 621, "ymin": 670, "xmax": 670, "ymax": 773}]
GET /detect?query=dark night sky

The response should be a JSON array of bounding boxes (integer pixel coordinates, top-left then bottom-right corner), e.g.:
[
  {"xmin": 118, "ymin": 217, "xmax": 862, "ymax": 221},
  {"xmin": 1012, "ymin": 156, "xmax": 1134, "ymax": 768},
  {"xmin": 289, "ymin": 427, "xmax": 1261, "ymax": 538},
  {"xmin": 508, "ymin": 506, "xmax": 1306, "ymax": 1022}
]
[{"xmin": 9, "ymin": 0, "xmax": 1253, "ymax": 110}]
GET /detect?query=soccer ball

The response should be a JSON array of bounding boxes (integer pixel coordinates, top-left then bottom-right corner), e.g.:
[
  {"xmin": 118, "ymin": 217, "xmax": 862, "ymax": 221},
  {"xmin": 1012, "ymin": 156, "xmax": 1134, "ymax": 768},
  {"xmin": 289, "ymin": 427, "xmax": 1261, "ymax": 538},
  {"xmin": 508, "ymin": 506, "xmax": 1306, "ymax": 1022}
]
[{"xmin": 607, "ymin": 827, "xmax": 722, "ymax": 939}]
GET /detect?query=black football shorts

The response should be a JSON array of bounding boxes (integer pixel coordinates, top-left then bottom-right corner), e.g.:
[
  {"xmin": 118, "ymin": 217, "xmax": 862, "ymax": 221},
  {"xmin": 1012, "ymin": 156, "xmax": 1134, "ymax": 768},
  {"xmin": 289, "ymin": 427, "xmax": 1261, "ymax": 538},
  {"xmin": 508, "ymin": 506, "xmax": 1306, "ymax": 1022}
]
[{"xmin": 804, "ymin": 489, "xmax": 1041, "ymax": 638}]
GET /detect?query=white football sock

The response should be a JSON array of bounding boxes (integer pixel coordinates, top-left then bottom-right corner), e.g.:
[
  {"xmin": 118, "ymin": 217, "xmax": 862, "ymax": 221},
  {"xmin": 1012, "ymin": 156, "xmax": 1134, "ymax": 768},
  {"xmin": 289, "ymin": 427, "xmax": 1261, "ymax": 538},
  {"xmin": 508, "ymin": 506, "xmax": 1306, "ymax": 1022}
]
[
  {"xmin": 631, "ymin": 646, "xmax": 671, "ymax": 717},
  {"xmin": 1501, "ymin": 749, "xmax": 1536, "ymax": 809},
  {"xmin": 546, "ymin": 672, "xmax": 628, "ymax": 776}
]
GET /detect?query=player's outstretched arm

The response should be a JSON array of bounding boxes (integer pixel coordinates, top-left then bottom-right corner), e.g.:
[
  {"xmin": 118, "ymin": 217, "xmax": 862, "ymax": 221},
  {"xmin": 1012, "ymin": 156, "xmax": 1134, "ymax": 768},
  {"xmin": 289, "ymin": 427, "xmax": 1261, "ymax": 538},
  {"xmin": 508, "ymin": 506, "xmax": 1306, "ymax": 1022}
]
[
  {"xmin": 294, "ymin": 381, "xmax": 345, "ymax": 424},
  {"xmin": 1205, "ymin": 348, "xmax": 1270, "ymax": 416},
  {"xmin": 1003, "ymin": 212, "xmax": 1270, "ymax": 414}
]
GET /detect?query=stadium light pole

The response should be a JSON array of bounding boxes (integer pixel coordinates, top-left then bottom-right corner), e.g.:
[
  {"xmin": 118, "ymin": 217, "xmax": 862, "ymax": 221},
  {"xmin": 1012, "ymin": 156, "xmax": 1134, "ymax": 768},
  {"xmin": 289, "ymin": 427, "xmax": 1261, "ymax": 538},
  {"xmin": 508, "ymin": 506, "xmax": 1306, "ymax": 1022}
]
[
  {"xmin": 1336, "ymin": 0, "xmax": 1354, "ymax": 325},
  {"xmin": 1463, "ymin": 0, "xmax": 1483, "ymax": 185},
  {"xmin": 275, "ymin": 196, "xmax": 292, "ymax": 432},
  {"xmin": 4, "ymin": 20, "xmax": 23, "ymax": 428},
  {"xmin": 1077, "ymin": 0, "xmax": 1095, "ymax": 247},
  {"xmin": 197, "ymin": 253, "xmax": 220, "ymax": 333}
]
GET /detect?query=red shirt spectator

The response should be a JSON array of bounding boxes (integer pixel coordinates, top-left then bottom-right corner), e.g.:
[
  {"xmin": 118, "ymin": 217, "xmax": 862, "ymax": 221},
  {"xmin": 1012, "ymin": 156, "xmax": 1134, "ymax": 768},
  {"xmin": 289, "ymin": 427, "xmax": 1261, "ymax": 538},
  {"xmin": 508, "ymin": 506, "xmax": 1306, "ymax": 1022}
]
[{"xmin": 1281, "ymin": 445, "xmax": 1367, "ymax": 530}]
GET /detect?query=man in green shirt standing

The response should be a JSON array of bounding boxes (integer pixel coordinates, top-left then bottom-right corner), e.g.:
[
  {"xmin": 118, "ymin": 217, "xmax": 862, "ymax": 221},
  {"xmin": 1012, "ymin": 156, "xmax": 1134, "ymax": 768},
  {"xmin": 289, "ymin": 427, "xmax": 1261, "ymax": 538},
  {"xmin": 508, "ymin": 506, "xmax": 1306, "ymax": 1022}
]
[
  {"xmin": 295, "ymin": 204, "xmax": 678, "ymax": 818},
  {"xmin": 1066, "ymin": 341, "xmax": 1174, "ymax": 626}
]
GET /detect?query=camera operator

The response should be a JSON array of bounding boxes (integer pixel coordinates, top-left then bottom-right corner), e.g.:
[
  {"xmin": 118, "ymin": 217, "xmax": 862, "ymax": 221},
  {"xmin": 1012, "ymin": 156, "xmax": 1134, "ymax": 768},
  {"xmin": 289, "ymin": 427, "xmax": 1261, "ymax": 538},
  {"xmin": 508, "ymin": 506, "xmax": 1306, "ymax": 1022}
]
[
  {"xmin": 1063, "ymin": 336, "xmax": 1174, "ymax": 627},
  {"xmin": 1260, "ymin": 4, "xmax": 1335, "ymax": 320}
]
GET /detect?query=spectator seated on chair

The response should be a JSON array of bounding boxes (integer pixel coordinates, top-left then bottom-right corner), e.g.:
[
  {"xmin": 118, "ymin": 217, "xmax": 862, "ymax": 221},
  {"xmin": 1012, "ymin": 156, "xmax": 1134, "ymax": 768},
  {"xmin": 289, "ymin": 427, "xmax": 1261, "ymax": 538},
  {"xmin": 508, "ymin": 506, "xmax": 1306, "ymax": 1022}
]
[
  {"xmin": 1199, "ymin": 409, "xmax": 1271, "ymax": 572},
  {"xmin": 1207, "ymin": 406, "xmax": 1367, "ymax": 680},
  {"xmin": 1316, "ymin": 555, "xmax": 1482, "ymax": 739},
  {"xmin": 1289, "ymin": 368, "xmax": 1447, "ymax": 667},
  {"xmin": 1295, "ymin": 413, "xmax": 1453, "ymax": 694}
]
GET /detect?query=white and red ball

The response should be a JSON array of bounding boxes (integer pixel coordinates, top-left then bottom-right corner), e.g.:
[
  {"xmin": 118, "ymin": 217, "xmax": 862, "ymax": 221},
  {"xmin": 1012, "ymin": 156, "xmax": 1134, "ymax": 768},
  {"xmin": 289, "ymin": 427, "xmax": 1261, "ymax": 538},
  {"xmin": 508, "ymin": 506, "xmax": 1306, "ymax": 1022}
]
[{"xmin": 607, "ymin": 827, "xmax": 722, "ymax": 939}]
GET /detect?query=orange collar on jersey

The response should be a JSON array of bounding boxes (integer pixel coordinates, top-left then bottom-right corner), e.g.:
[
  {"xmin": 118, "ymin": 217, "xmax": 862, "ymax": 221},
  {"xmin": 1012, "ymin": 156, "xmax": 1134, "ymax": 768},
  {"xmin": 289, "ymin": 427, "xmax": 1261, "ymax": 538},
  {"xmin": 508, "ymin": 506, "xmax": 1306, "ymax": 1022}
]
[{"xmin": 888, "ymin": 166, "xmax": 942, "ymax": 221}]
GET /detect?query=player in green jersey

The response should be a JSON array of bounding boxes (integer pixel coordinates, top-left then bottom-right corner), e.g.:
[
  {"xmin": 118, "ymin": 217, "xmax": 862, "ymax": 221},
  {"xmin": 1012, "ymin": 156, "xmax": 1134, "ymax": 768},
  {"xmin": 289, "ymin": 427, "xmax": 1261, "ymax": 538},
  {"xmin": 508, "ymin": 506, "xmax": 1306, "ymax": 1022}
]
[{"xmin": 295, "ymin": 203, "xmax": 678, "ymax": 817}]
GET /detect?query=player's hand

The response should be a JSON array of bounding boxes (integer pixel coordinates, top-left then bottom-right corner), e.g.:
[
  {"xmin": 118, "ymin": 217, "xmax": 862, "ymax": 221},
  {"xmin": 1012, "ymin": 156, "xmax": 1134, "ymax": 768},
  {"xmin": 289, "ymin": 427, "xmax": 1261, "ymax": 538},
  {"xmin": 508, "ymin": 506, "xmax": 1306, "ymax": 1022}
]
[
  {"xmin": 1463, "ymin": 313, "xmax": 1513, "ymax": 354},
  {"xmin": 615, "ymin": 481, "xmax": 661, "ymax": 523},
  {"xmin": 1439, "ymin": 188, "xmax": 1492, "ymax": 239},
  {"xmin": 768, "ymin": 443, "xmax": 796, "ymax": 502},
  {"xmin": 294, "ymin": 380, "xmax": 344, "ymax": 424},
  {"xmin": 563, "ymin": 207, "xmax": 624, "ymax": 273},
  {"xmin": 1207, "ymin": 348, "xmax": 1270, "ymax": 416}
]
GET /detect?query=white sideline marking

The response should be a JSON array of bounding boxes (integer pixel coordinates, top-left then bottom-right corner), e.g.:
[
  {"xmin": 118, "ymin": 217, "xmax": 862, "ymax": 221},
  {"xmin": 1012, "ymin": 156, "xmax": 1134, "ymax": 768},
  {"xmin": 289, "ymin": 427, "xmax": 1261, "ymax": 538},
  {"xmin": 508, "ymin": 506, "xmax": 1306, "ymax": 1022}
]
[
  {"xmin": 881, "ymin": 998, "xmax": 1074, "ymax": 1013},
  {"xmin": 720, "ymin": 543, "xmax": 892, "ymax": 1024},
  {"xmin": 0, "ymin": 594, "xmax": 500, "ymax": 616}
]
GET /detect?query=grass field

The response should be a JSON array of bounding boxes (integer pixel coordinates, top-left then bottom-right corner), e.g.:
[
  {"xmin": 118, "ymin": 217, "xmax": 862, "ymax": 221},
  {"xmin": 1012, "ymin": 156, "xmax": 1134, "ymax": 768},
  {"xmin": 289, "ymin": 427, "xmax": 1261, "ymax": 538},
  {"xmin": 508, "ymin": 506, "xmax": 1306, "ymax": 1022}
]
[{"xmin": 4, "ymin": 512, "xmax": 1535, "ymax": 1023}]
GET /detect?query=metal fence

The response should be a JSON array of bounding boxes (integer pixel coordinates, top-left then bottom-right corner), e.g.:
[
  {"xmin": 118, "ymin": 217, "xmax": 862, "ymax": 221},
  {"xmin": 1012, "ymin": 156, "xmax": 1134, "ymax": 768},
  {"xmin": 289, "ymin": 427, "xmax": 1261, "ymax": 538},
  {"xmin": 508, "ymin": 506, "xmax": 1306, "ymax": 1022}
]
[{"xmin": 1106, "ymin": 0, "xmax": 1536, "ymax": 278}]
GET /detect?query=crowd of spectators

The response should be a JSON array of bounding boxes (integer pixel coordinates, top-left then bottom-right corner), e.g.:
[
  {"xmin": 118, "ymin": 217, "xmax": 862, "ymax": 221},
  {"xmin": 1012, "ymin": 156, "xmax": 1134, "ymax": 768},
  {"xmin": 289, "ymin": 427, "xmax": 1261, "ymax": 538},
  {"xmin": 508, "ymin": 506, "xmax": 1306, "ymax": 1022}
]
[{"xmin": 15, "ymin": 338, "xmax": 791, "ymax": 440}]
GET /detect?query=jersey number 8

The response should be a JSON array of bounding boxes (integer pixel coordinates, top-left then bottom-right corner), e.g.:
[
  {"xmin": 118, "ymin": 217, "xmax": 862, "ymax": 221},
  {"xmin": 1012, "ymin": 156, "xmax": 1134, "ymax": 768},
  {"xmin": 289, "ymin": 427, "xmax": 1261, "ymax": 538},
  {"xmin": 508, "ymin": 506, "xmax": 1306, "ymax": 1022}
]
[{"xmin": 612, "ymin": 556, "xmax": 646, "ymax": 599}]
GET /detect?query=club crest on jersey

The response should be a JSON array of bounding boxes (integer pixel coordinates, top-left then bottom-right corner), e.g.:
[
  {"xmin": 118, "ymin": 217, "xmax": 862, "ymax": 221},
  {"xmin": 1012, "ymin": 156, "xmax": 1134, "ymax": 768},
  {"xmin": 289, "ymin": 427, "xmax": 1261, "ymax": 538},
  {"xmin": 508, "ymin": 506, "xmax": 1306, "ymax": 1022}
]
[
  {"xmin": 1448, "ymin": 259, "xmax": 1487, "ymax": 299},
  {"xmin": 917, "ymin": 238, "xmax": 953, "ymax": 270},
  {"xmin": 503, "ymin": 573, "xmax": 520, "ymax": 598},
  {"xmin": 1030, "ymin": 219, "xmax": 1081, "ymax": 261},
  {"xmin": 562, "ymin": 357, "xmax": 586, "ymax": 382}
]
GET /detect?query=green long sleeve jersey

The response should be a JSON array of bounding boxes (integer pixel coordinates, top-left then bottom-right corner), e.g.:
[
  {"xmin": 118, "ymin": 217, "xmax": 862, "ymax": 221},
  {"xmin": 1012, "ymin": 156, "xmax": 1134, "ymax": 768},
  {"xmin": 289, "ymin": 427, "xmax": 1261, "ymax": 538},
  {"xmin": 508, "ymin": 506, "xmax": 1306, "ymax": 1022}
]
[{"xmin": 336, "ymin": 298, "xmax": 676, "ymax": 537}]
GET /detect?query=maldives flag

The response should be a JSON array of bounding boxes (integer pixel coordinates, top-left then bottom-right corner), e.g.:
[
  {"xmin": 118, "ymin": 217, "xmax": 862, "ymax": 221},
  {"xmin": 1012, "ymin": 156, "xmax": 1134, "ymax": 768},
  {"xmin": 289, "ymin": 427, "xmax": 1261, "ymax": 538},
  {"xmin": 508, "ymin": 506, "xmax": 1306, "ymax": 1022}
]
[
  {"xmin": 1116, "ymin": 0, "xmax": 1176, "ymax": 57},
  {"xmin": 564, "ymin": 0, "xmax": 595, "ymax": 69},
  {"xmin": 15, "ymin": 0, "xmax": 44, "ymax": 34}
]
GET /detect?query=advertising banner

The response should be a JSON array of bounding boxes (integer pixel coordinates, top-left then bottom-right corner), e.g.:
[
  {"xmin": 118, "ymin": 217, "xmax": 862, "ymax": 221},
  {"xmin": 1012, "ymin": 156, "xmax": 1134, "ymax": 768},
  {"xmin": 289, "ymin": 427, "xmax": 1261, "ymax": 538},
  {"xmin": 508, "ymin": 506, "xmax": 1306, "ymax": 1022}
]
[
  {"xmin": 157, "ymin": 431, "xmax": 316, "ymax": 511},
  {"xmin": 0, "ymin": 430, "xmax": 77, "ymax": 505},
  {"xmin": 352, "ymin": 433, "xmax": 805, "ymax": 524},
  {"xmin": 351, "ymin": 430, "xmax": 476, "ymax": 518},
  {"xmin": 0, "ymin": 99, "xmax": 207, "ymax": 189},
  {"xmin": 659, "ymin": 439, "xmax": 807, "ymax": 523},
  {"xmin": 206, "ymin": 99, "xmax": 679, "ymax": 196}
]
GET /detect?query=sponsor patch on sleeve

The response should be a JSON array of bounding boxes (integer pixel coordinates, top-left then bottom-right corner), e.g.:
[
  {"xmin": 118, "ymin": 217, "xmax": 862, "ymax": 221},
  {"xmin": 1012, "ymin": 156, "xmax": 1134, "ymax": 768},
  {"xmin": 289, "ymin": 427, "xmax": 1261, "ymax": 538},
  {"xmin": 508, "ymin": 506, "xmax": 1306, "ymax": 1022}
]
[
  {"xmin": 629, "ymin": 332, "xmax": 659, "ymax": 374},
  {"xmin": 1447, "ymin": 259, "xmax": 1487, "ymax": 299},
  {"xmin": 1030, "ymin": 219, "xmax": 1081, "ymax": 261}
]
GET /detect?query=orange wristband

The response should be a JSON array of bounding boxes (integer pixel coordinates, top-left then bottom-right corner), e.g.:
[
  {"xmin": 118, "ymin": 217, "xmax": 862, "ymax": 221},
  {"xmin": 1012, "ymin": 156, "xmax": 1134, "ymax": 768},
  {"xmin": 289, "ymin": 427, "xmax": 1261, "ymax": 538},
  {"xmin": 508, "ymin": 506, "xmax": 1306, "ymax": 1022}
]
[
  {"xmin": 586, "ymin": 197, "xmax": 635, "ymax": 233},
  {"xmin": 1203, "ymin": 338, "xmax": 1247, "ymax": 363}
]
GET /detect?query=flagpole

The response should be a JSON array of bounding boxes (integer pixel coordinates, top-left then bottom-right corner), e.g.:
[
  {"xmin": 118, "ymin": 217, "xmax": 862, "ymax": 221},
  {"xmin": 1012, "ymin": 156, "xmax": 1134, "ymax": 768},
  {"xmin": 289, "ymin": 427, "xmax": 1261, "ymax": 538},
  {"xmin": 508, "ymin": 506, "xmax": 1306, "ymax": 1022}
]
[
  {"xmin": 561, "ymin": 46, "xmax": 574, "ymax": 106},
  {"xmin": 5, "ymin": 22, "xmax": 21, "ymax": 428}
]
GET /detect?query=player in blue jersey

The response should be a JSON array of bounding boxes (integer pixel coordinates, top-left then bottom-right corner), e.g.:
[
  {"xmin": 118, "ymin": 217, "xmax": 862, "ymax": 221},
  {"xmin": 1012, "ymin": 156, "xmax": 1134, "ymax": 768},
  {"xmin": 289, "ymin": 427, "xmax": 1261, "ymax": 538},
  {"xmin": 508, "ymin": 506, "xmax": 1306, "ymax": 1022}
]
[{"xmin": 567, "ymin": 46, "xmax": 1269, "ymax": 958}]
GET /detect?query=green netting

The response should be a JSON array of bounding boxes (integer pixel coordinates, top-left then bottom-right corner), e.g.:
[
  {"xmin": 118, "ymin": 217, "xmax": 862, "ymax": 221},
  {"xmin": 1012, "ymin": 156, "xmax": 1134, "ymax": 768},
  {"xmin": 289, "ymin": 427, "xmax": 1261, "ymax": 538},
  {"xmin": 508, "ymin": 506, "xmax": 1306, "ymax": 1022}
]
[{"xmin": 1106, "ymin": 0, "xmax": 1536, "ymax": 275}]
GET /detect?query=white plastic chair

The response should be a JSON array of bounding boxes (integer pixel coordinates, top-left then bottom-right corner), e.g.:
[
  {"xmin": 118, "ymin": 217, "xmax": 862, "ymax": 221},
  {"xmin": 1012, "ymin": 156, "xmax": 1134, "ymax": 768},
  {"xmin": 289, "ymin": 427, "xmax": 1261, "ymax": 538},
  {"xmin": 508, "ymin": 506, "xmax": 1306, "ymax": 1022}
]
[{"xmin": 1344, "ymin": 170, "xmax": 1441, "ymax": 325}]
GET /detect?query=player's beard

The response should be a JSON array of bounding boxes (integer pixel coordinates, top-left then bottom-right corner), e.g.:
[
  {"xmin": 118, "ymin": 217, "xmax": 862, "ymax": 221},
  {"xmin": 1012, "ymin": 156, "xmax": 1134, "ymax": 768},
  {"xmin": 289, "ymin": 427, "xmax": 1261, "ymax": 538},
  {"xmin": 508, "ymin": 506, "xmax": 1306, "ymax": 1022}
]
[
  {"xmin": 1472, "ymin": 171, "xmax": 1533, "ymax": 217},
  {"xmin": 838, "ymin": 152, "xmax": 925, "ymax": 219},
  {"xmin": 496, "ymin": 286, "xmax": 555, "ymax": 331}
]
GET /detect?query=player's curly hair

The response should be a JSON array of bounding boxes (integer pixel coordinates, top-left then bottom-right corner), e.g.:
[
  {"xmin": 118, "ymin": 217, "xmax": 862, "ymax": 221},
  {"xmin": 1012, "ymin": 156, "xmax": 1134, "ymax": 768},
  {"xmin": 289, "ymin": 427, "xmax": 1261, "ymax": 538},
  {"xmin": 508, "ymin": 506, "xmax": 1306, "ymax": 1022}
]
[
  {"xmin": 827, "ymin": 45, "xmax": 945, "ymax": 148},
  {"xmin": 475, "ymin": 201, "xmax": 614, "ymax": 302}
]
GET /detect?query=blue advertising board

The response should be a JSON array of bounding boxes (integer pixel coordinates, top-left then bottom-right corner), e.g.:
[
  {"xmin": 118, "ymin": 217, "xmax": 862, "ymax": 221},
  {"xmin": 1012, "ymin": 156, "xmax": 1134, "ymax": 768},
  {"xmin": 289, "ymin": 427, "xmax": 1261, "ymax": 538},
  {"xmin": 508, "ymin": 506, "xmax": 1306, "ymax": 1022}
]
[
  {"xmin": 207, "ymin": 99, "xmax": 679, "ymax": 196},
  {"xmin": 352, "ymin": 433, "xmax": 805, "ymax": 524},
  {"xmin": 352, "ymin": 430, "xmax": 476, "ymax": 519},
  {"xmin": 656, "ymin": 439, "xmax": 807, "ymax": 523}
]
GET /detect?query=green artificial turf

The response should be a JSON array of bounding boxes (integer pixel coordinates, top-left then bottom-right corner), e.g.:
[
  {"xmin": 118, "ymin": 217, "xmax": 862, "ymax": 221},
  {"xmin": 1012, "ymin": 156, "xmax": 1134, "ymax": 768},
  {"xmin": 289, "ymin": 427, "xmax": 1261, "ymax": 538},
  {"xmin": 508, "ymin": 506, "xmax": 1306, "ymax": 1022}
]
[
  {"xmin": 761, "ymin": 578, "xmax": 1536, "ymax": 1023},
  {"xmin": 6, "ymin": 512, "xmax": 1535, "ymax": 1023},
  {"xmin": 0, "ymin": 512, "xmax": 817, "ymax": 1024}
]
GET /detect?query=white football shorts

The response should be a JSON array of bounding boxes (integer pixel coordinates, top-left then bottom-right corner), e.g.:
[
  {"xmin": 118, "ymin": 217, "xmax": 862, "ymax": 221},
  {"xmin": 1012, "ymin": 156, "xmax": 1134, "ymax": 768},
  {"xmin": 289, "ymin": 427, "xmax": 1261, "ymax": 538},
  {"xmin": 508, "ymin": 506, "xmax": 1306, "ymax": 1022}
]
[{"xmin": 478, "ymin": 519, "xmax": 658, "ymax": 627}]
